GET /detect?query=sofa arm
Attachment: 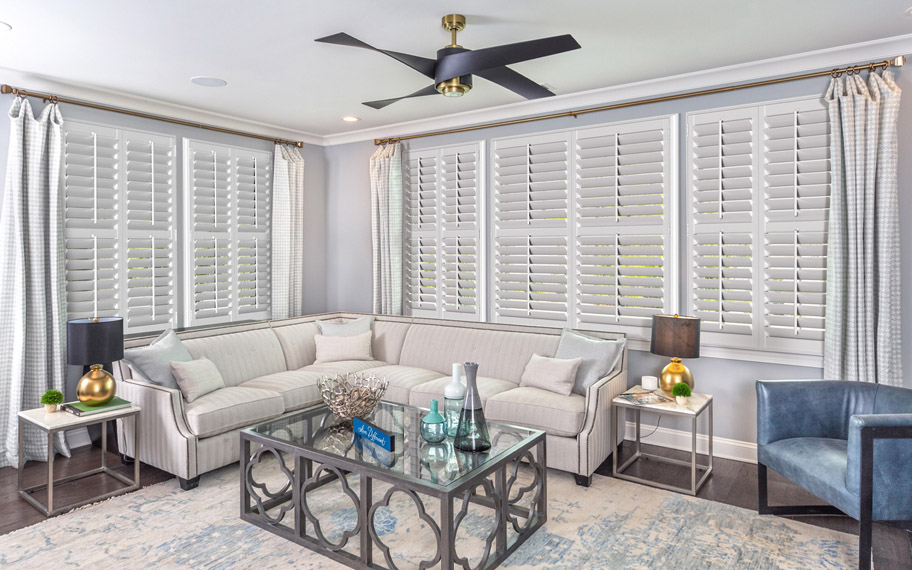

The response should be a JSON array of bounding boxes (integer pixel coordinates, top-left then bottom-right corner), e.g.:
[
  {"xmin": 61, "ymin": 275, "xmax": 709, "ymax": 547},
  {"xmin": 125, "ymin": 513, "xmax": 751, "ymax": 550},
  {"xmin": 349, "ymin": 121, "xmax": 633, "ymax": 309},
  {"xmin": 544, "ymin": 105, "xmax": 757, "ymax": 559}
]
[
  {"xmin": 577, "ymin": 368, "xmax": 627, "ymax": 476},
  {"xmin": 116, "ymin": 373, "xmax": 198, "ymax": 479},
  {"xmin": 756, "ymin": 380, "xmax": 866, "ymax": 446},
  {"xmin": 845, "ymin": 413, "xmax": 912, "ymax": 520}
]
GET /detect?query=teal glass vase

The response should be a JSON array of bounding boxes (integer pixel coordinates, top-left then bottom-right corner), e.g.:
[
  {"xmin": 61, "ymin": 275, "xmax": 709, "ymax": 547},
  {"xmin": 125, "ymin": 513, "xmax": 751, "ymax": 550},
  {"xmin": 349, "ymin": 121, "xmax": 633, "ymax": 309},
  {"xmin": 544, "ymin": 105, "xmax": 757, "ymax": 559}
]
[
  {"xmin": 421, "ymin": 399, "xmax": 447, "ymax": 443},
  {"xmin": 453, "ymin": 362, "xmax": 491, "ymax": 452}
]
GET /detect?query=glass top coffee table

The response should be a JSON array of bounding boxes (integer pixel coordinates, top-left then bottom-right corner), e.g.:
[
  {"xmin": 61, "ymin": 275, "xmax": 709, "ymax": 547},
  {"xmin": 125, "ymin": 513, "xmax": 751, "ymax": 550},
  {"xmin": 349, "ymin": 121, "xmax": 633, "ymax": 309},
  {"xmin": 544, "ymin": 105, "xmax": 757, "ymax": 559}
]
[{"xmin": 240, "ymin": 401, "xmax": 546, "ymax": 570}]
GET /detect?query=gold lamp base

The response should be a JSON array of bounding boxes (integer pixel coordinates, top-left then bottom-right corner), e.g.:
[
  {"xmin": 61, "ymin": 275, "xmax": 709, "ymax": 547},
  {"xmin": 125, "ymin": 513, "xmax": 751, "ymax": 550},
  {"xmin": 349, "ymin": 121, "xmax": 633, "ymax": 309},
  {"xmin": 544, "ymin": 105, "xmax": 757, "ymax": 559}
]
[
  {"xmin": 659, "ymin": 358, "xmax": 694, "ymax": 393},
  {"xmin": 76, "ymin": 364, "xmax": 116, "ymax": 406}
]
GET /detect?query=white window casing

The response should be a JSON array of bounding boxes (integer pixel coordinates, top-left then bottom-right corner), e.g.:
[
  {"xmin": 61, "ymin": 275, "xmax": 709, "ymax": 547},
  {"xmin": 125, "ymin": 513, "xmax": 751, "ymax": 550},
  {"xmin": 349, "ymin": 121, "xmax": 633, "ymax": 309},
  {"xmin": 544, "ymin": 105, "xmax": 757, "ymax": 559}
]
[
  {"xmin": 404, "ymin": 143, "xmax": 484, "ymax": 321},
  {"xmin": 183, "ymin": 140, "xmax": 271, "ymax": 327}
]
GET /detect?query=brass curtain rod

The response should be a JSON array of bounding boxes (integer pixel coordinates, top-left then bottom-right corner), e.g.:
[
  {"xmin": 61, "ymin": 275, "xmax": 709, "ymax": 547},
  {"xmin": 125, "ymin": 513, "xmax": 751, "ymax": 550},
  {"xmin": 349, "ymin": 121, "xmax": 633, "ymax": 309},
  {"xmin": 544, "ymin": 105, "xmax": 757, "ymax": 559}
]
[
  {"xmin": 0, "ymin": 84, "xmax": 305, "ymax": 148},
  {"xmin": 374, "ymin": 56, "xmax": 906, "ymax": 145}
]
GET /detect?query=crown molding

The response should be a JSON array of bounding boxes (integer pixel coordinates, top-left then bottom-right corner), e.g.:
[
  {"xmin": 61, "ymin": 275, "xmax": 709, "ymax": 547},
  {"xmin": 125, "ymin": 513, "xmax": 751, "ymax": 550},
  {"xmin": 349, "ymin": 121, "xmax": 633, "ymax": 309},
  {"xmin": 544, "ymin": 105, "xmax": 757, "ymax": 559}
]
[
  {"xmin": 322, "ymin": 33, "xmax": 912, "ymax": 147},
  {"xmin": 0, "ymin": 66, "xmax": 325, "ymax": 147}
]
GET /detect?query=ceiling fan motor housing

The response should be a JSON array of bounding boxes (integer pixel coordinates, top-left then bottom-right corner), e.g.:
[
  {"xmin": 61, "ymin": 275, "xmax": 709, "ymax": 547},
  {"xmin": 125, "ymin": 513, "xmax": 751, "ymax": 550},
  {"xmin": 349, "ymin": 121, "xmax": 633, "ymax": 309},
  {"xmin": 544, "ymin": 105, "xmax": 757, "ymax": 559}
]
[{"xmin": 436, "ymin": 46, "xmax": 472, "ymax": 97}]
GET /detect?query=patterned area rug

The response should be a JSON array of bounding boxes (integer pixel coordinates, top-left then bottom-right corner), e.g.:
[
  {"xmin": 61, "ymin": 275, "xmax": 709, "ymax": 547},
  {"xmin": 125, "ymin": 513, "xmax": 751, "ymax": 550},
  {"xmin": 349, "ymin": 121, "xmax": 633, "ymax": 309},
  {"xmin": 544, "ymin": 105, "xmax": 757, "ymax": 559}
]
[{"xmin": 0, "ymin": 460, "xmax": 856, "ymax": 569}]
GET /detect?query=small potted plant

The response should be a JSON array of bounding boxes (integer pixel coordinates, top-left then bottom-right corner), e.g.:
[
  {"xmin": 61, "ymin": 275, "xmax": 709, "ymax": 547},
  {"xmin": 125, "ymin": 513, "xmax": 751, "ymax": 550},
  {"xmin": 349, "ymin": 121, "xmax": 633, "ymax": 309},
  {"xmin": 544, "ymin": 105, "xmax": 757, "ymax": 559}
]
[
  {"xmin": 672, "ymin": 383, "xmax": 692, "ymax": 405},
  {"xmin": 41, "ymin": 389, "xmax": 64, "ymax": 414}
]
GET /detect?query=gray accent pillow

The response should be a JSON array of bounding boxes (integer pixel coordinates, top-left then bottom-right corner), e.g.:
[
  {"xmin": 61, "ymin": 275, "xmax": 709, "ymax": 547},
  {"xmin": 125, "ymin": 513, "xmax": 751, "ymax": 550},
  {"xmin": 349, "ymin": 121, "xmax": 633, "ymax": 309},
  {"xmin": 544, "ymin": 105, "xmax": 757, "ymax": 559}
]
[
  {"xmin": 122, "ymin": 329, "xmax": 192, "ymax": 390},
  {"xmin": 316, "ymin": 316, "xmax": 374, "ymax": 337},
  {"xmin": 555, "ymin": 329, "xmax": 626, "ymax": 396},
  {"xmin": 170, "ymin": 358, "xmax": 226, "ymax": 403}
]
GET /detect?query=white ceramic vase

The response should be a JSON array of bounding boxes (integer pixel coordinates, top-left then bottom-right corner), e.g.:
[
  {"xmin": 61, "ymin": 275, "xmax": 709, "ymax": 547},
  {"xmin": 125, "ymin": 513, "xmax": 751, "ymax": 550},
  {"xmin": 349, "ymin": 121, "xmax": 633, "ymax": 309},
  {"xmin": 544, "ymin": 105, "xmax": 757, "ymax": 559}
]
[{"xmin": 675, "ymin": 396, "xmax": 687, "ymax": 406}]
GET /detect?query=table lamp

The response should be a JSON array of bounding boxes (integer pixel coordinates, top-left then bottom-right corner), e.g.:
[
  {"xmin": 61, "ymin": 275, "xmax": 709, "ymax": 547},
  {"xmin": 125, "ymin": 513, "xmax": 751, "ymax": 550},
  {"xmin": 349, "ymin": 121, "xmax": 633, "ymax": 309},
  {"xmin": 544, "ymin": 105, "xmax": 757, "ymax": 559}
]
[
  {"xmin": 67, "ymin": 317, "xmax": 124, "ymax": 406},
  {"xmin": 650, "ymin": 314, "xmax": 700, "ymax": 393}
]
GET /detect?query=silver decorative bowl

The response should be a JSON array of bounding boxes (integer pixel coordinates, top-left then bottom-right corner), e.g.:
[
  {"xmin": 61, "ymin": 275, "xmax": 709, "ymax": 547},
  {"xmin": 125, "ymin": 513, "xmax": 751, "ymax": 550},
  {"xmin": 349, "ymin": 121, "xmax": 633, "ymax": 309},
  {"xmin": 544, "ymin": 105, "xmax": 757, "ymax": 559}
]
[{"xmin": 319, "ymin": 372, "xmax": 388, "ymax": 420}]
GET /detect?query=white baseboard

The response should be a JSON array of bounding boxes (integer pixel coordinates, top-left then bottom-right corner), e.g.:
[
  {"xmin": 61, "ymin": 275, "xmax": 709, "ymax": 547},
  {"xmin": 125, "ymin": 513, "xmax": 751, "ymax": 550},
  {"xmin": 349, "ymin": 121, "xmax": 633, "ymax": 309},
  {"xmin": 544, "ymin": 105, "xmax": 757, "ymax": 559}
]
[
  {"xmin": 624, "ymin": 421, "xmax": 757, "ymax": 464},
  {"xmin": 65, "ymin": 427, "xmax": 92, "ymax": 449}
]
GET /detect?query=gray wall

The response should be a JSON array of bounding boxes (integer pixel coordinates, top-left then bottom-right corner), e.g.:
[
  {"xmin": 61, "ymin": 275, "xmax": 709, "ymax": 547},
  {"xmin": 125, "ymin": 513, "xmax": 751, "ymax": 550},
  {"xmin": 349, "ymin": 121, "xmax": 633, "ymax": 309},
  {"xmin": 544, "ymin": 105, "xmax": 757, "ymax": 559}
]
[
  {"xmin": 0, "ymin": 93, "xmax": 327, "ymax": 399},
  {"xmin": 324, "ymin": 66, "xmax": 912, "ymax": 444}
]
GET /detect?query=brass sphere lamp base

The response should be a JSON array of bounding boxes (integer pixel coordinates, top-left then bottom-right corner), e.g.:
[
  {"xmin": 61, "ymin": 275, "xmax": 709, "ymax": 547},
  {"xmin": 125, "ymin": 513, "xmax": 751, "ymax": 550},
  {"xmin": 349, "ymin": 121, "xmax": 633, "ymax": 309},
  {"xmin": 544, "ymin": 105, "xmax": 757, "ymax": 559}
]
[
  {"xmin": 76, "ymin": 363, "xmax": 117, "ymax": 406},
  {"xmin": 659, "ymin": 357, "xmax": 694, "ymax": 393}
]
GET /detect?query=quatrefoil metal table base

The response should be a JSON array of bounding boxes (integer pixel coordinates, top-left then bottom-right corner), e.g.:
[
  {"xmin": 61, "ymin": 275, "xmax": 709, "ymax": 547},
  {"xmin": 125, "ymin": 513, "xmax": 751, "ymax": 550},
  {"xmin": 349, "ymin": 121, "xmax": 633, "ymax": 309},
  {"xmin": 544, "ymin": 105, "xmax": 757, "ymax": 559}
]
[{"xmin": 240, "ymin": 429, "xmax": 547, "ymax": 570}]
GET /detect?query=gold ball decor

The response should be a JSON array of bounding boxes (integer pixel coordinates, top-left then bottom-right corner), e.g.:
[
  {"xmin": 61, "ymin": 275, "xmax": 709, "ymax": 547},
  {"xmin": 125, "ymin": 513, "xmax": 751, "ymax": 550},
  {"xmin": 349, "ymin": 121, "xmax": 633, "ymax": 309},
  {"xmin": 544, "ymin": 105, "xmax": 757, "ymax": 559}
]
[
  {"xmin": 319, "ymin": 373, "xmax": 389, "ymax": 420},
  {"xmin": 76, "ymin": 364, "xmax": 117, "ymax": 406}
]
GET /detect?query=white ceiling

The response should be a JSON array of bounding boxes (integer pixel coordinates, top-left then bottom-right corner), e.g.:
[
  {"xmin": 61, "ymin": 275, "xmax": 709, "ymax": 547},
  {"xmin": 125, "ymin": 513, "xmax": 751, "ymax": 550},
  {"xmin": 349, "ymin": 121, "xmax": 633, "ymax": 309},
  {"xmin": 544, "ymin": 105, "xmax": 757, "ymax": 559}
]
[{"xmin": 1, "ymin": 0, "xmax": 911, "ymax": 139}]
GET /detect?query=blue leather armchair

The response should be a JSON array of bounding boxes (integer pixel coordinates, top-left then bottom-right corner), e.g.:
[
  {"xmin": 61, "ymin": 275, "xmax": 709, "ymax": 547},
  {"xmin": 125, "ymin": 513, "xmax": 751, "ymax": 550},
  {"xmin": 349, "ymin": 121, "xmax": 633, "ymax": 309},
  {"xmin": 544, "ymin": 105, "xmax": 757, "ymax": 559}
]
[{"xmin": 756, "ymin": 380, "xmax": 912, "ymax": 570}]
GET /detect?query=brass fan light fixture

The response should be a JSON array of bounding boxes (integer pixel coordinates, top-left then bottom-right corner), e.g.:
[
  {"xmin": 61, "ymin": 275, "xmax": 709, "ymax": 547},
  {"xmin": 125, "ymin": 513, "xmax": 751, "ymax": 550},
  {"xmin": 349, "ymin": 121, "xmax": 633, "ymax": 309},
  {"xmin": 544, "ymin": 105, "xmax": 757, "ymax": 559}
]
[{"xmin": 315, "ymin": 14, "xmax": 581, "ymax": 109}]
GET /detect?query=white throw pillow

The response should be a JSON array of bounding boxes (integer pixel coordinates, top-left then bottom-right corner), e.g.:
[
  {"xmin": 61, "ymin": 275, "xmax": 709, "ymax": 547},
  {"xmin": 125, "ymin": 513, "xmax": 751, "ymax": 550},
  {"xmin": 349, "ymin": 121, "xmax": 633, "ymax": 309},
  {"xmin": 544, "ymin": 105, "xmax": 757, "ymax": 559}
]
[
  {"xmin": 519, "ymin": 353, "xmax": 583, "ymax": 396},
  {"xmin": 314, "ymin": 330, "xmax": 373, "ymax": 364},
  {"xmin": 170, "ymin": 358, "xmax": 226, "ymax": 403}
]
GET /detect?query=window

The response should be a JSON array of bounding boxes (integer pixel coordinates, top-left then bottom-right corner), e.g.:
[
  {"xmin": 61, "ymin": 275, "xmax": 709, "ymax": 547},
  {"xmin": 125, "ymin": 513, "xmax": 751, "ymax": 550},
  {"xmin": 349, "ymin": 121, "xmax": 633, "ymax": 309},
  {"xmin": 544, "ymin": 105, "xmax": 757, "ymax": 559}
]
[
  {"xmin": 490, "ymin": 116, "xmax": 677, "ymax": 339},
  {"xmin": 184, "ymin": 140, "xmax": 272, "ymax": 327},
  {"xmin": 63, "ymin": 121, "xmax": 177, "ymax": 334},
  {"xmin": 685, "ymin": 96, "xmax": 830, "ymax": 355},
  {"xmin": 404, "ymin": 143, "xmax": 484, "ymax": 321},
  {"xmin": 62, "ymin": 121, "xmax": 273, "ymax": 334}
]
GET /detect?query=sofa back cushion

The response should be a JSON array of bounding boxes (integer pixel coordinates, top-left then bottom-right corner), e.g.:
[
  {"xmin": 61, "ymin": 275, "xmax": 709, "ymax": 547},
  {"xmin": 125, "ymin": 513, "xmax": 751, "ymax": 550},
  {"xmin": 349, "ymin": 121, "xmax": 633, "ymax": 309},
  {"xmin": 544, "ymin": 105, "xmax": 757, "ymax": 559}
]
[
  {"xmin": 398, "ymin": 324, "xmax": 560, "ymax": 384},
  {"xmin": 372, "ymin": 321, "xmax": 411, "ymax": 365},
  {"xmin": 272, "ymin": 322, "xmax": 319, "ymax": 370},
  {"xmin": 182, "ymin": 328, "xmax": 286, "ymax": 387}
]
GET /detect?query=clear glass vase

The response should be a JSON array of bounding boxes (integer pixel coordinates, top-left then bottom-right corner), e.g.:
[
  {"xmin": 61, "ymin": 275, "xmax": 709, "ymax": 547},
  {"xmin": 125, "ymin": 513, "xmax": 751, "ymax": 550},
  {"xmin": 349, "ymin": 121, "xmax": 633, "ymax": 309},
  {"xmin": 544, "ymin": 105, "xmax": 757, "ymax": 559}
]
[{"xmin": 453, "ymin": 362, "xmax": 491, "ymax": 452}]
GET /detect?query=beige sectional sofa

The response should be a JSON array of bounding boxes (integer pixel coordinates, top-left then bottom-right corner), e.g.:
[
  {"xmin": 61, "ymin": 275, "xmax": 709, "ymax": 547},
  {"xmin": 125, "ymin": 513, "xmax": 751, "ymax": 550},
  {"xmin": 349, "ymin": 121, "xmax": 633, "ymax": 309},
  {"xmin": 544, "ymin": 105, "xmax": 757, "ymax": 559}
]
[{"xmin": 115, "ymin": 313, "xmax": 627, "ymax": 489}]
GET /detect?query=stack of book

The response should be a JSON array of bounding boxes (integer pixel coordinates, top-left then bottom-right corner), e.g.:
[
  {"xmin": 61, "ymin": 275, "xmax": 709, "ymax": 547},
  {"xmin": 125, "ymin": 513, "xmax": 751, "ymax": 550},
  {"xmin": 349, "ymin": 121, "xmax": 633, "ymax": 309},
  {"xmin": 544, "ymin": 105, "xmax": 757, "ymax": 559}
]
[{"xmin": 62, "ymin": 396, "xmax": 132, "ymax": 416}]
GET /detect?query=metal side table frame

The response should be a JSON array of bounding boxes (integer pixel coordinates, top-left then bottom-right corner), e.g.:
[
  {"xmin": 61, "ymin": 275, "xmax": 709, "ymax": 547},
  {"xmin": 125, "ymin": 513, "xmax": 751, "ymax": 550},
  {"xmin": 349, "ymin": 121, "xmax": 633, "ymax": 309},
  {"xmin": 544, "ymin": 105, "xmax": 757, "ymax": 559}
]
[
  {"xmin": 610, "ymin": 387, "xmax": 713, "ymax": 496},
  {"xmin": 18, "ymin": 406, "xmax": 141, "ymax": 516}
]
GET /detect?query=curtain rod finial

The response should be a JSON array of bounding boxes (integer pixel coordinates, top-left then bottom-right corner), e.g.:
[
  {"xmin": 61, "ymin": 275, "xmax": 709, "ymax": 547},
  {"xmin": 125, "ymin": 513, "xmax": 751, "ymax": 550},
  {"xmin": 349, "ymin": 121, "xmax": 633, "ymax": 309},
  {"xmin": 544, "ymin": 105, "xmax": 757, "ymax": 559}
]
[
  {"xmin": 892, "ymin": 55, "xmax": 905, "ymax": 67},
  {"xmin": 0, "ymin": 84, "xmax": 12, "ymax": 95}
]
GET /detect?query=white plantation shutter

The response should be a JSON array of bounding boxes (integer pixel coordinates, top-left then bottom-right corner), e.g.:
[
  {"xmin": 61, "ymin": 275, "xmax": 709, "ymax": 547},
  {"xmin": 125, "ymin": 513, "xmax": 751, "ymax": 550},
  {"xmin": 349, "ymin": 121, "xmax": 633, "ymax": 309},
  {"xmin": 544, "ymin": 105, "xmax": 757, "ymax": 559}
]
[
  {"xmin": 687, "ymin": 107, "xmax": 759, "ymax": 347},
  {"xmin": 761, "ymin": 99, "xmax": 830, "ymax": 352},
  {"xmin": 440, "ymin": 145, "xmax": 481, "ymax": 320},
  {"xmin": 686, "ymin": 96, "xmax": 830, "ymax": 355},
  {"xmin": 574, "ymin": 118, "xmax": 676, "ymax": 336},
  {"xmin": 493, "ymin": 133, "xmax": 570, "ymax": 325},
  {"xmin": 404, "ymin": 149, "xmax": 439, "ymax": 317},
  {"xmin": 123, "ymin": 131, "xmax": 176, "ymax": 332},
  {"xmin": 403, "ymin": 143, "xmax": 483, "ymax": 320},
  {"xmin": 63, "ymin": 122, "xmax": 121, "ymax": 322},
  {"xmin": 184, "ymin": 140, "xmax": 271, "ymax": 326}
]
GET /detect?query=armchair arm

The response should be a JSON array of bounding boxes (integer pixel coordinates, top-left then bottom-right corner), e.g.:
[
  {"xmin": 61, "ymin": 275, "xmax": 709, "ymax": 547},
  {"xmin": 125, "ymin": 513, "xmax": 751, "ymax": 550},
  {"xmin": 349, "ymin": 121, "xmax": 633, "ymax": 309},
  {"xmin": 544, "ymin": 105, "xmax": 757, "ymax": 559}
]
[
  {"xmin": 756, "ymin": 380, "xmax": 873, "ymax": 446},
  {"xmin": 845, "ymin": 414, "xmax": 912, "ymax": 520}
]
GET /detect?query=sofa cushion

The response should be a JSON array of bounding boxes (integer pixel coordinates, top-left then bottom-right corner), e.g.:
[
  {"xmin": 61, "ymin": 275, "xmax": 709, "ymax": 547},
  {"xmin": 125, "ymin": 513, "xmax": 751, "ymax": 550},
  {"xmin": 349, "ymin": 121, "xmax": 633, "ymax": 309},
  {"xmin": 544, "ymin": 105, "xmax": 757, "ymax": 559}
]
[
  {"xmin": 170, "ymin": 358, "xmax": 226, "ymax": 403},
  {"xmin": 302, "ymin": 360, "xmax": 387, "ymax": 376},
  {"xmin": 519, "ymin": 354, "xmax": 582, "ymax": 396},
  {"xmin": 486, "ymin": 387, "xmax": 586, "ymax": 437},
  {"xmin": 372, "ymin": 321, "xmax": 411, "ymax": 365},
  {"xmin": 272, "ymin": 322, "xmax": 319, "ymax": 371},
  {"xmin": 122, "ymin": 329, "xmax": 192, "ymax": 390},
  {"xmin": 361, "ymin": 365, "xmax": 446, "ymax": 405},
  {"xmin": 183, "ymin": 387, "xmax": 284, "ymax": 438},
  {"xmin": 555, "ymin": 330, "xmax": 626, "ymax": 395},
  {"xmin": 398, "ymin": 324, "xmax": 560, "ymax": 384},
  {"xmin": 240, "ymin": 369, "xmax": 326, "ymax": 412},
  {"xmin": 759, "ymin": 437, "xmax": 858, "ymax": 519},
  {"xmin": 315, "ymin": 331, "xmax": 373, "ymax": 363},
  {"xmin": 183, "ymin": 329, "xmax": 287, "ymax": 387},
  {"xmin": 409, "ymin": 376, "xmax": 515, "ymax": 409}
]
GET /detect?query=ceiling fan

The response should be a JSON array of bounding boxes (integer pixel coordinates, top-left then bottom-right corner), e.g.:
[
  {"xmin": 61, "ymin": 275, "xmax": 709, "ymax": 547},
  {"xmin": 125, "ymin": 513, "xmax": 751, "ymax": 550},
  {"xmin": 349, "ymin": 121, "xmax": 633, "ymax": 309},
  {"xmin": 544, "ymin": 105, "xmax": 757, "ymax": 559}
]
[{"xmin": 315, "ymin": 14, "xmax": 581, "ymax": 109}]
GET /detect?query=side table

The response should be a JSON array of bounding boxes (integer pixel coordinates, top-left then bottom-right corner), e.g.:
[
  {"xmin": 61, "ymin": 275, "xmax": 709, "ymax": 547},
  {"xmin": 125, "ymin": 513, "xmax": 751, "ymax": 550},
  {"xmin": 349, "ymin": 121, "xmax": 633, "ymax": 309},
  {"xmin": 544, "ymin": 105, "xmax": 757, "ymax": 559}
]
[
  {"xmin": 18, "ymin": 405, "xmax": 141, "ymax": 516},
  {"xmin": 609, "ymin": 386, "xmax": 712, "ymax": 495}
]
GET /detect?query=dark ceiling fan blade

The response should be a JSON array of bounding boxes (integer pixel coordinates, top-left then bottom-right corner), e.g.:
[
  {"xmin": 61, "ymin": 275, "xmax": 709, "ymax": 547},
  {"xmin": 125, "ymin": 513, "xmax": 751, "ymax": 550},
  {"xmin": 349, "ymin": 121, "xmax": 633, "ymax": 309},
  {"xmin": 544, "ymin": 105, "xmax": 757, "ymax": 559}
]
[
  {"xmin": 315, "ymin": 32, "xmax": 437, "ymax": 79},
  {"xmin": 363, "ymin": 84, "xmax": 440, "ymax": 109},
  {"xmin": 476, "ymin": 67, "xmax": 555, "ymax": 99},
  {"xmin": 435, "ymin": 34, "xmax": 580, "ymax": 82}
]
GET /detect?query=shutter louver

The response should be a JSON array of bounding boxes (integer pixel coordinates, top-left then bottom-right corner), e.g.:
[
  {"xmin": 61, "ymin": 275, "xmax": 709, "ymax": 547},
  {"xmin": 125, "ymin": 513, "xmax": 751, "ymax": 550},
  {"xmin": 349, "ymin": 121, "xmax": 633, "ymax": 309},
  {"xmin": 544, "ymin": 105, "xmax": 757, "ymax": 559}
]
[
  {"xmin": 761, "ymin": 99, "xmax": 830, "ymax": 350},
  {"xmin": 691, "ymin": 115, "xmax": 754, "ymax": 224},
  {"xmin": 234, "ymin": 150, "xmax": 271, "ymax": 319},
  {"xmin": 494, "ymin": 134, "xmax": 569, "ymax": 326},
  {"xmin": 440, "ymin": 145, "xmax": 482, "ymax": 320},
  {"xmin": 63, "ymin": 123, "xmax": 121, "ymax": 322},
  {"xmin": 691, "ymin": 231, "xmax": 754, "ymax": 335},
  {"xmin": 441, "ymin": 236, "xmax": 478, "ymax": 316},
  {"xmin": 404, "ymin": 149, "xmax": 439, "ymax": 317},
  {"xmin": 191, "ymin": 237, "xmax": 232, "ymax": 321},
  {"xmin": 574, "ymin": 119, "xmax": 675, "ymax": 335},
  {"xmin": 405, "ymin": 236, "xmax": 438, "ymax": 313},
  {"xmin": 123, "ymin": 131, "xmax": 176, "ymax": 332}
]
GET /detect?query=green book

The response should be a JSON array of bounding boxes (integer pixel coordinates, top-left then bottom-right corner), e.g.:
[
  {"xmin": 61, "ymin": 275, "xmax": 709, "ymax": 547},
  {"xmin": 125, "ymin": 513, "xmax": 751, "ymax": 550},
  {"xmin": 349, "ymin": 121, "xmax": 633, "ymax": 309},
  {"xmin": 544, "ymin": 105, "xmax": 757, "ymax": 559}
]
[{"xmin": 63, "ymin": 396, "xmax": 132, "ymax": 416}]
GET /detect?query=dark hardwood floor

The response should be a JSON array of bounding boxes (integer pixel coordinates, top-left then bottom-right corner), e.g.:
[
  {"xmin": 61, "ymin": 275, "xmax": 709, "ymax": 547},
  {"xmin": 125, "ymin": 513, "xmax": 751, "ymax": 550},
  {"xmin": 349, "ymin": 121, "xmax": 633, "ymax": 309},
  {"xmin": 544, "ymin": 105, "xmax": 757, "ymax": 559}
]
[
  {"xmin": 1, "ymin": 442, "xmax": 909, "ymax": 568},
  {"xmin": 596, "ymin": 441, "xmax": 912, "ymax": 569}
]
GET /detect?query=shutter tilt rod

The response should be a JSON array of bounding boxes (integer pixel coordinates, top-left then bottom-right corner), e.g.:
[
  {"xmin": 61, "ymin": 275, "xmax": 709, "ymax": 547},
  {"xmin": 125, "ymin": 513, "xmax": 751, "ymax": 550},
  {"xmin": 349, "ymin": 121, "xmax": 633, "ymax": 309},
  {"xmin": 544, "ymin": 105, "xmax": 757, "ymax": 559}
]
[
  {"xmin": 0, "ymin": 84, "xmax": 305, "ymax": 148},
  {"xmin": 374, "ymin": 56, "xmax": 905, "ymax": 145}
]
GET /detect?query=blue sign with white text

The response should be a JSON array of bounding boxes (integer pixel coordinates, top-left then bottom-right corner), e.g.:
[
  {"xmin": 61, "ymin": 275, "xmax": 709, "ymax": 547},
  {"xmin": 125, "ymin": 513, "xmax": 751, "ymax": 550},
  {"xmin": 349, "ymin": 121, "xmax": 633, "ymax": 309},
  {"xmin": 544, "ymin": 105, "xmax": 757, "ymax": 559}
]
[{"xmin": 353, "ymin": 417, "xmax": 395, "ymax": 452}]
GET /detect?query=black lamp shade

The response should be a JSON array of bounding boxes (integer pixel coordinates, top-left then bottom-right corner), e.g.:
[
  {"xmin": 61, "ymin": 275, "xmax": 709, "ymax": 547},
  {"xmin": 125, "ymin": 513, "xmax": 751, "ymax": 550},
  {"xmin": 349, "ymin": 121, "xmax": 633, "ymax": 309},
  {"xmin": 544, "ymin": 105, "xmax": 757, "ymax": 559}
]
[
  {"xmin": 650, "ymin": 314, "xmax": 701, "ymax": 359},
  {"xmin": 67, "ymin": 317, "xmax": 124, "ymax": 365}
]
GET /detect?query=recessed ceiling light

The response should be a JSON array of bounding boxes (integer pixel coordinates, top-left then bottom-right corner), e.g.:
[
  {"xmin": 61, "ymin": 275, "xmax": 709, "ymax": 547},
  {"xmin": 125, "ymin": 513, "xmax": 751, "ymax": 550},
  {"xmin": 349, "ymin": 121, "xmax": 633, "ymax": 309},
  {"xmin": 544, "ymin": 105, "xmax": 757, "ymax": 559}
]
[
  {"xmin": 341, "ymin": 116, "xmax": 360, "ymax": 122},
  {"xmin": 190, "ymin": 76, "xmax": 227, "ymax": 87},
  {"xmin": 0, "ymin": 21, "xmax": 12, "ymax": 32},
  {"xmin": 907, "ymin": 6, "xmax": 912, "ymax": 15}
]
